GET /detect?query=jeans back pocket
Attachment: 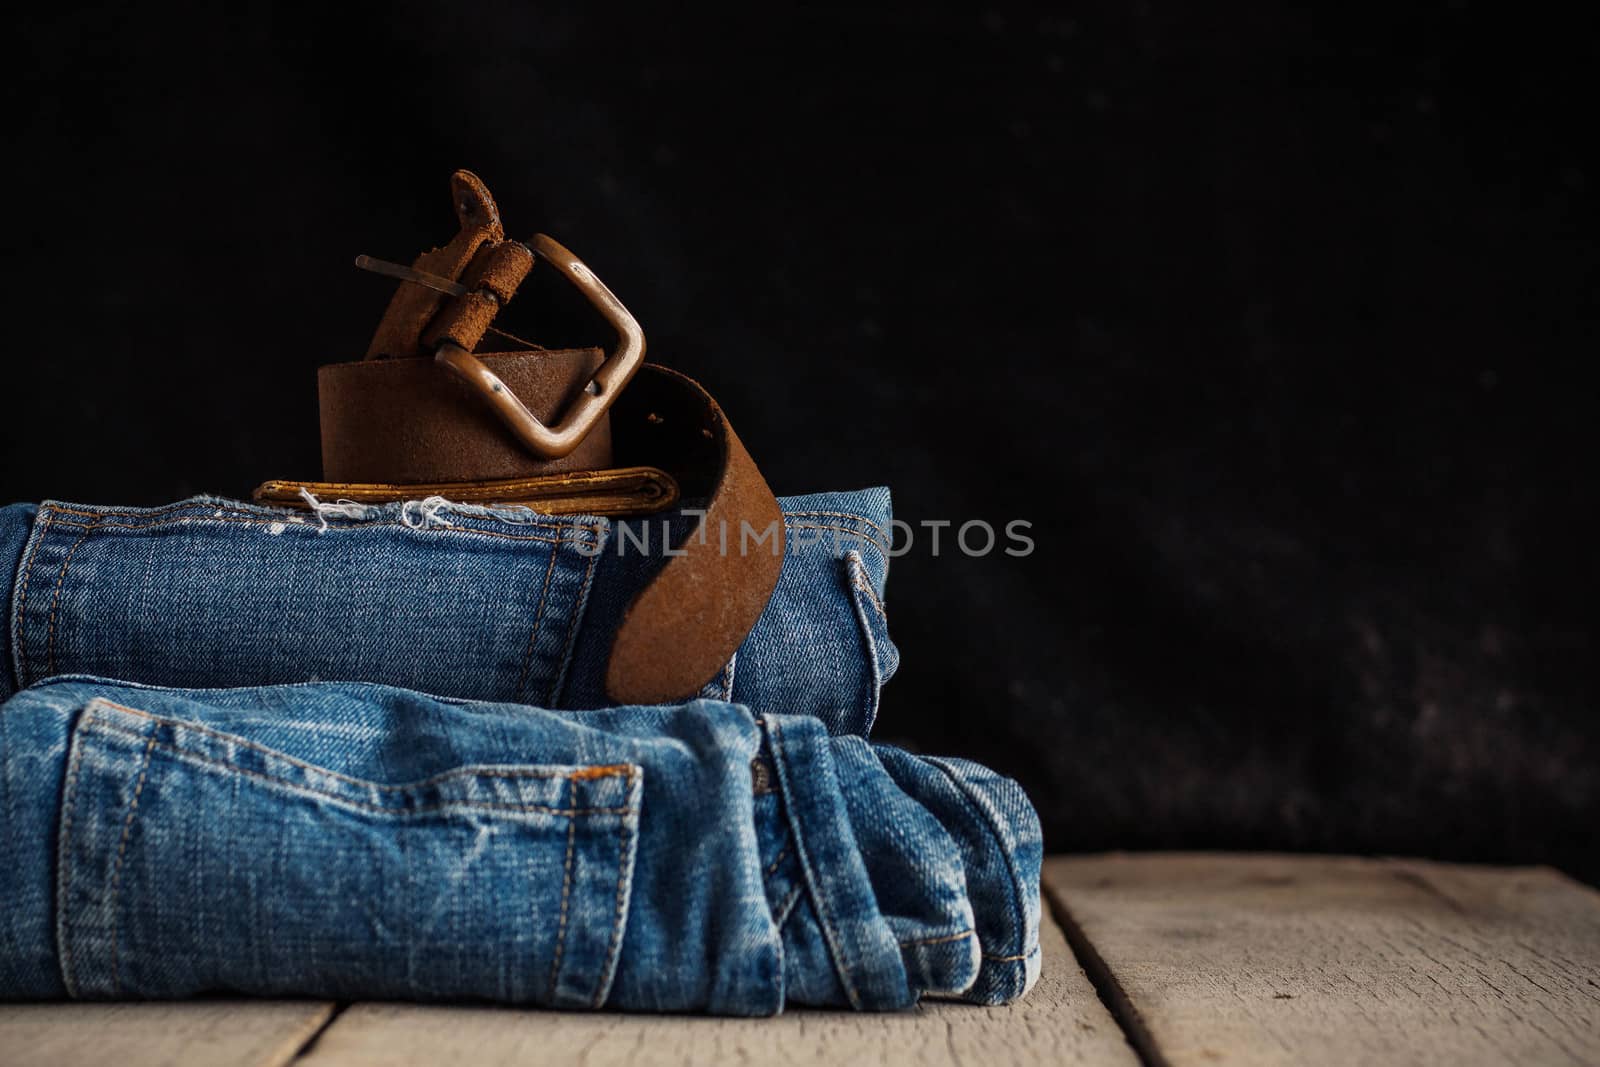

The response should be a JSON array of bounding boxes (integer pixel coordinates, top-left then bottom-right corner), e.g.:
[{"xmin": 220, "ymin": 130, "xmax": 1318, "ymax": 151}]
[{"xmin": 55, "ymin": 699, "xmax": 640, "ymax": 1007}]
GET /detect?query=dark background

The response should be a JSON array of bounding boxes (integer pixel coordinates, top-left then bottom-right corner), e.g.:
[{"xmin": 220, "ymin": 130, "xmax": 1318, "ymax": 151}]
[{"xmin": 6, "ymin": 4, "xmax": 1595, "ymax": 876}]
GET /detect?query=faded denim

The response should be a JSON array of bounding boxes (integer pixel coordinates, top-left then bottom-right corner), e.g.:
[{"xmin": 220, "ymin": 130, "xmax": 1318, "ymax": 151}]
[
  {"xmin": 0, "ymin": 489, "xmax": 1043, "ymax": 1013},
  {"xmin": 0, "ymin": 676, "xmax": 1041, "ymax": 1013},
  {"xmin": 2, "ymin": 491, "xmax": 897, "ymax": 736}
]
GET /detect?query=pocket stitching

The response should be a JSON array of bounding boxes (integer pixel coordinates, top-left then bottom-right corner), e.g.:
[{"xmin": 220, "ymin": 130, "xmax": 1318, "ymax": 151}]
[
  {"xmin": 88, "ymin": 702, "xmax": 627, "ymax": 793},
  {"xmin": 60, "ymin": 699, "xmax": 642, "ymax": 1008},
  {"xmin": 593, "ymin": 810, "xmax": 633, "ymax": 1008},
  {"xmin": 86, "ymin": 719, "xmax": 635, "ymax": 819},
  {"xmin": 548, "ymin": 810, "xmax": 577, "ymax": 1001},
  {"xmin": 107, "ymin": 731, "xmax": 158, "ymax": 995},
  {"xmin": 54, "ymin": 705, "xmax": 91, "ymax": 997}
]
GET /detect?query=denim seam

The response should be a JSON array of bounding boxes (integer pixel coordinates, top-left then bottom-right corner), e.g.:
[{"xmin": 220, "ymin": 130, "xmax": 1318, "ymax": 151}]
[
  {"xmin": 766, "ymin": 716, "xmax": 863, "ymax": 1010},
  {"xmin": 547, "ymin": 541, "xmax": 601, "ymax": 708},
  {"xmin": 763, "ymin": 844, "xmax": 789, "ymax": 878},
  {"xmin": 12, "ymin": 505, "xmax": 54, "ymax": 689},
  {"xmin": 785, "ymin": 523, "xmax": 890, "ymax": 561},
  {"xmin": 844, "ymin": 554, "xmax": 885, "ymax": 736},
  {"xmin": 982, "ymin": 947, "xmax": 1038, "ymax": 963},
  {"xmin": 517, "ymin": 546, "xmax": 562, "ymax": 702},
  {"xmin": 88, "ymin": 701, "xmax": 628, "ymax": 793},
  {"xmin": 924, "ymin": 757, "xmax": 1033, "ymax": 968},
  {"xmin": 41, "ymin": 501, "xmax": 602, "ymax": 536},
  {"xmin": 55, "ymin": 706, "xmax": 92, "ymax": 998},
  {"xmin": 783, "ymin": 511, "xmax": 890, "ymax": 545},
  {"xmin": 45, "ymin": 514, "xmax": 588, "ymax": 547},
  {"xmin": 46, "ymin": 521, "xmax": 100, "ymax": 677},
  {"xmin": 849, "ymin": 568, "xmax": 887, "ymax": 618},
  {"xmin": 549, "ymin": 810, "xmax": 577, "ymax": 1001},
  {"xmin": 898, "ymin": 929, "xmax": 975, "ymax": 948},
  {"xmin": 773, "ymin": 882, "xmax": 805, "ymax": 931},
  {"xmin": 85, "ymin": 721, "xmax": 636, "ymax": 818},
  {"xmin": 107, "ymin": 730, "xmax": 157, "ymax": 995},
  {"xmin": 593, "ymin": 807, "xmax": 633, "ymax": 1008}
]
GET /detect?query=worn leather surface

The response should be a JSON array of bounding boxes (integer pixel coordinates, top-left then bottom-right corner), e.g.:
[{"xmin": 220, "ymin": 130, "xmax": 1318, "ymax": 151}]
[
  {"xmin": 319, "ymin": 347, "xmax": 614, "ymax": 481},
  {"xmin": 364, "ymin": 171, "xmax": 505, "ymax": 361},
  {"xmin": 310, "ymin": 354, "xmax": 784, "ymax": 703},
  {"xmin": 605, "ymin": 364, "xmax": 786, "ymax": 705},
  {"xmin": 304, "ymin": 169, "xmax": 785, "ymax": 704}
]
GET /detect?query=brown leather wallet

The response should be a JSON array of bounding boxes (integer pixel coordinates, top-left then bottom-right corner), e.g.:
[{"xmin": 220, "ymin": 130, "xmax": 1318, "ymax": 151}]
[{"xmin": 254, "ymin": 170, "xmax": 784, "ymax": 705}]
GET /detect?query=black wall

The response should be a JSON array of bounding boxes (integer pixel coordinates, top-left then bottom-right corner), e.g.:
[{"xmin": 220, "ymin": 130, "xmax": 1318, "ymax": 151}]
[{"xmin": 5, "ymin": 4, "xmax": 1595, "ymax": 875}]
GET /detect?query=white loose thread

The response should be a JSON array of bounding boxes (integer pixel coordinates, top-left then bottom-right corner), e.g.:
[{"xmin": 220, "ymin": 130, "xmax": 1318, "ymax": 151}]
[
  {"xmin": 296, "ymin": 487, "xmax": 378, "ymax": 532},
  {"xmin": 400, "ymin": 495, "xmax": 458, "ymax": 530}
]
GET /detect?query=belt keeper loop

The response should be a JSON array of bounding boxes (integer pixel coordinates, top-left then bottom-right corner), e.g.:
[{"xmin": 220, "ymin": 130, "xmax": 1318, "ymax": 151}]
[
  {"xmin": 469, "ymin": 240, "xmax": 535, "ymax": 303},
  {"xmin": 422, "ymin": 240, "xmax": 535, "ymax": 352}
]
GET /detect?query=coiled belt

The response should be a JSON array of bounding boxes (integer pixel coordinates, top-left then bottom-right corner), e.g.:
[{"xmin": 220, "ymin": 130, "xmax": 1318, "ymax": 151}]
[{"xmin": 256, "ymin": 170, "xmax": 784, "ymax": 706}]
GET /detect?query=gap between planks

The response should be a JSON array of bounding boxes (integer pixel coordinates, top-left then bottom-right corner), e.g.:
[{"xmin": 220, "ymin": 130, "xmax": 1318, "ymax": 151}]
[{"xmin": 1044, "ymin": 852, "xmax": 1600, "ymax": 1067}]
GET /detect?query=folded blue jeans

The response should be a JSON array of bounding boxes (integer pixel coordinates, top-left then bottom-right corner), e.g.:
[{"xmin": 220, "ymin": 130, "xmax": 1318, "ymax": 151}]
[
  {"xmin": 0, "ymin": 676, "xmax": 1041, "ymax": 1013},
  {"xmin": 0, "ymin": 489, "xmax": 1043, "ymax": 1013},
  {"xmin": 2, "ymin": 491, "xmax": 899, "ymax": 736}
]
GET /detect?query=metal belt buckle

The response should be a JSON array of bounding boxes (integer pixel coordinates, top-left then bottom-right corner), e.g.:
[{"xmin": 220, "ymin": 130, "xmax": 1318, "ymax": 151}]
[
  {"xmin": 358, "ymin": 233, "xmax": 645, "ymax": 460},
  {"xmin": 435, "ymin": 234, "xmax": 645, "ymax": 459}
]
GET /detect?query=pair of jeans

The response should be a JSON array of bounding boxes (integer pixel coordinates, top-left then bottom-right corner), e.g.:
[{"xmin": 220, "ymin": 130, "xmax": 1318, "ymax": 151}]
[
  {"xmin": 2, "ymin": 491, "xmax": 898, "ymax": 735},
  {"xmin": 0, "ymin": 490, "xmax": 1042, "ymax": 1015}
]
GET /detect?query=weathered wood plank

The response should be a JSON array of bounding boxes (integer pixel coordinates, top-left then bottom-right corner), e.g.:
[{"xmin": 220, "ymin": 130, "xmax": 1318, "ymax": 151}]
[
  {"xmin": 294, "ymin": 908, "xmax": 1134, "ymax": 1066},
  {"xmin": 1044, "ymin": 852, "xmax": 1600, "ymax": 1067},
  {"xmin": 0, "ymin": 1000, "xmax": 335, "ymax": 1067}
]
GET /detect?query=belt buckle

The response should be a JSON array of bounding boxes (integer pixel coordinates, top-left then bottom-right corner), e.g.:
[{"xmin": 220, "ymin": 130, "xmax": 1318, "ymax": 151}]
[{"xmin": 433, "ymin": 234, "xmax": 645, "ymax": 460}]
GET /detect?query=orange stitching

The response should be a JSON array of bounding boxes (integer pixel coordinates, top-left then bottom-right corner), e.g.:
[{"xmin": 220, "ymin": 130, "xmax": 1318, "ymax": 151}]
[
  {"xmin": 13, "ymin": 505, "xmax": 55, "ymax": 686},
  {"xmin": 89, "ymin": 702, "xmax": 628, "ymax": 790},
  {"xmin": 84, "ymin": 729, "xmax": 637, "ymax": 818},
  {"xmin": 763, "ymin": 844, "xmax": 789, "ymax": 877},
  {"xmin": 569, "ymin": 764, "xmax": 634, "ymax": 780},
  {"xmin": 982, "ymin": 949, "xmax": 1035, "ymax": 962},
  {"xmin": 46, "ymin": 521, "xmax": 100, "ymax": 676},
  {"xmin": 108, "ymin": 732, "xmax": 158, "ymax": 994}
]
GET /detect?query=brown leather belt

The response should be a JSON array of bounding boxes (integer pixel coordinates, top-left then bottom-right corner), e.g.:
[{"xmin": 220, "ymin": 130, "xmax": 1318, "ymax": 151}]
[{"xmin": 254, "ymin": 170, "xmax": 784, "ymax": 705}]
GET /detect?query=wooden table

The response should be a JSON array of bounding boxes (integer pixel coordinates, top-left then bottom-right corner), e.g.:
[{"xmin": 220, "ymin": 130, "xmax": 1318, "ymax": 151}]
[{"xmin": 4, "ymin": 853, "xmax": 1597, "ymax": 1066}]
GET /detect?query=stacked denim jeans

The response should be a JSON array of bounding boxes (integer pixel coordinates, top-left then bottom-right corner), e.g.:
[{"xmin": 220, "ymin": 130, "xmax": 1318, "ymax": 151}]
[{"xmin": 0, "ymin": 490, "xmax": 1042, "ymax": 1014}]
